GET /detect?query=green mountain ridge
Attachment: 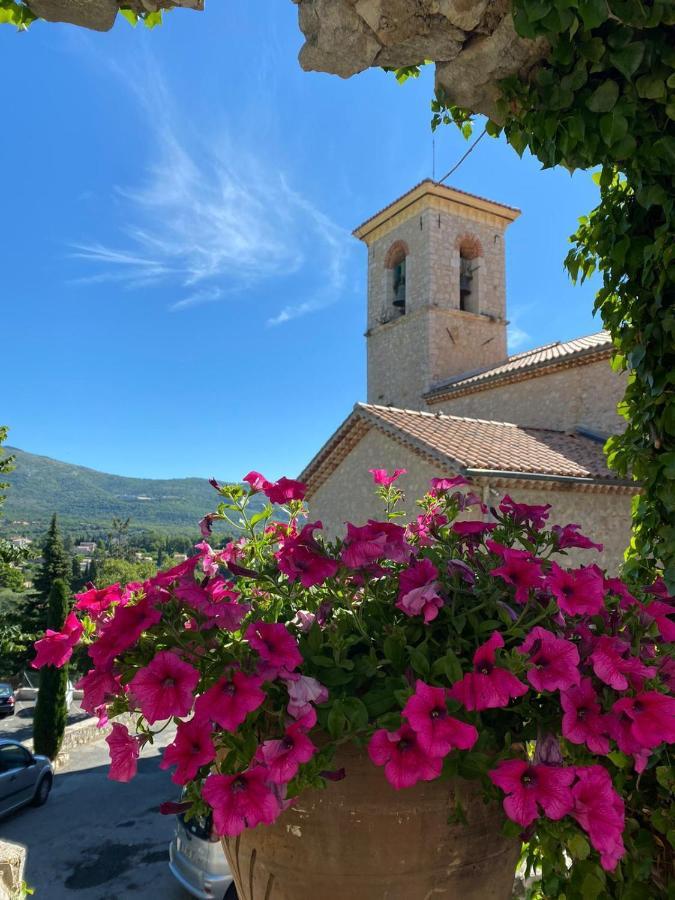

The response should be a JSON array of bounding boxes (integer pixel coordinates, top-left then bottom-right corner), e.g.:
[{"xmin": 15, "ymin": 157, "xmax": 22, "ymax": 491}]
[{"xmin": 1, "ymin": 446, "xmax": 247, "ymax": 536}]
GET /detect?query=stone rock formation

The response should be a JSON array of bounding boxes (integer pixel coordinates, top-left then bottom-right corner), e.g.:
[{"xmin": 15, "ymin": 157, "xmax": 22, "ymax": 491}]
[
  {"xmin": 293, "ymin": 0, "xmax": 548, "ymax": 119},
  {"xmin": 24, "ymin": 0, "xmax": 202, "ymax": 32}
]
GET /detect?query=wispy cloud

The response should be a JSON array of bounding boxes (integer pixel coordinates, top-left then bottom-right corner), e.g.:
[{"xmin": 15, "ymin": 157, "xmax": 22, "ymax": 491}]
[
  {"xmin": 507, "ymin": 303, "xmax": 534, "ymax": 351},
  {"xmin": 70, "ymin": 59, "xmax": 351, "ymax": 323}
]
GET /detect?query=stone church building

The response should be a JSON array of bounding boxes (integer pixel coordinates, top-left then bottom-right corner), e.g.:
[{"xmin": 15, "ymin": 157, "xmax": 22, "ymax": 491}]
[{"xmin": 300, "ymin": 181, "xmax": 635, "ymax": 572}]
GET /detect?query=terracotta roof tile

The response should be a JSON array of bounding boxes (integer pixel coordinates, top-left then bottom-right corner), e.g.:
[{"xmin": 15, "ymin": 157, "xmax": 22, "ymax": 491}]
[
  {"xmin": 425, "ymin": 331, "xmax": 612, "ymax": 400},
  {"xmin": 300, "ymin": 403, "xmax": 633, "ymax": 495}
]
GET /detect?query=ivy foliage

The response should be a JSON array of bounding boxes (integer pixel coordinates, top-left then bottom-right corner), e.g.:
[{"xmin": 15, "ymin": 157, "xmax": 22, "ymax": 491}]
[{"xmin": 426, "ymin": 0, "xmax": 674, "ymax": 590}]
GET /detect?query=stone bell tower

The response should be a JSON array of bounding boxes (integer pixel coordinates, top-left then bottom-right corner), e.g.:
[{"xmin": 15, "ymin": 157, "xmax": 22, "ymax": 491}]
[{"xmin": 353, "ymin": 180, "xmax": 520, "ymax": 410}]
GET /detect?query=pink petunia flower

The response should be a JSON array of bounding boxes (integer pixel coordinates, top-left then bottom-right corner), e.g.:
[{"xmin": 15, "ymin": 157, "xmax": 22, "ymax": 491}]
[
  {"xmin": 552, "ymin": 523, "xmax": 603, "ymax": 552},
  {"xmin": 243, "ymin": 471, "xmax": 271, "ymax": 493},
  {"xmin": 264, "ymin": 477, "xmax": 306, "ymax": 505},
  {"xmin": 571, "ymin": 766, "xmax": 625, "ymax": 871},
  {"xmin": 403, "ymin": 681, "xmax": 478, "ymax": 756},
  {"xmin": 546, "ymin": 563, "xmax": 605, "ymax": 617},
  {"xmin": 488, "ymin": 542, "xmax": 544, "ymax": 604},
  {"xmin": 276, "ymin": 521, "xmax": 339, "ymax": 588},
  {"xmin": 452, "ymin": 520, "xmax": 497, "ymax": 539},
  {"xmin": 589, "ymin": 636, "xmax": 655, "ymax": 691},
  {"xmin": 195, "ymin": 670, "xmax": 266, "ymax": 731},
  {"xmin": 202, "ymin": 768, "xmax": 281, "ymax": 836},
  {"xmin": 499, "ymin": 496, "xmax": 551, "ymax": 530},
  {"xmin": 396, "ymin": 558, "xmax": 444, "ymax": 623},
  {"xmin": 488, "ymin": 759, "xmax": 575, "ymax": 828},
  {"xmin": 159, "ymin": 717, "xmax": 216, "ymax": 785},
  {"xmin": 518, "ymin": 627, "xmax": 580, "ymax": 692},
  {"xmin": 245, "ymin": 621, "xmax": 303, "ymax": 672},
  {"xmin": 604, "ymin": 577, "xmax": 637, "ymax": 609},
  {"xmin": 257, "ymin": 722, "xmax": 317, "ymax": 784},
  {"xmin": 341, "ymin": 520, "xmax": 410, "ymax": 568},
  {"xmin": 369, "ymin": 468, "xmax": 407, "ymax": 486},
  {"xmin": 74, "ymin": 583, "xmax": 122, "ymax": 615},
  {"xmin": 368, "ymin": 724, "xmax": 443, "ymax": 790},
  {"xmin": 281, "ymin": 673, "xmax": 329, "ymax": 723},
  {"xmin": 449, "ymin": 632, "xmax": 528, "ymax": 711},
  {"xmin": 406, "ymin": 508, "xmax": 448, "ymax": 546},
  {"xmin": 561, "ymin": 679, "xmax": 610, "ymax": 754},
  {"xmin": 106, "ymin": 723, "xmax": 140, "ymax": 783},
  {"xmin": 429, "ymin": 476, "xmax": 469, "ymax": 494},
  {"xmin": 89, "ymin": 597, "xmax": 162, "ymax": 670},
  {"xmin": 176, "ymin": 576, "xmax": 251, "ymax": 631},
  {"xmin": 76, "ymin": 667, "xmax": 122, "ymax": 716},
  {"xmin": 32, "ymin": 611, "xmax": 83, "ymax": 669},
  {"xmin": 644, "ymin": 600, "xmax": 675, "ymax": 642},
  {"xmin": 129, "ymin": 650, "xmax": 200, "ymax": 724},
  {"xmin": 610, "ymin": 692, "xmax": 675, "ymax": 750}
]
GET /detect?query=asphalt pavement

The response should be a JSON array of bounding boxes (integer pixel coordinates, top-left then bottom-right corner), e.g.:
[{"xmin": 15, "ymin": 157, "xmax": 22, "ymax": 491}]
[{"xmin": 0, "ymin": 724, "xmax": 194, "ymax": 900}]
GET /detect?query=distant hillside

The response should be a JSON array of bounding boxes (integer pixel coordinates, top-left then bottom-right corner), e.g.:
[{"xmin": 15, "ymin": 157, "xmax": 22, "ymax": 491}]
[{"xmin": 1, "ymin": 447, "xmax": 258, "ymax": 537}]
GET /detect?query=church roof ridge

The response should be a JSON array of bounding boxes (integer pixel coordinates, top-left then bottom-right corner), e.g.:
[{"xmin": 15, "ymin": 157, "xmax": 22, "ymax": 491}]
[
  {"xmin": 424, "ymin": 330, "xmax": 612, "ymax": 402},
  {"xmin": 356, "ymin": 401, "xmax": 522, "ymax": 430}
]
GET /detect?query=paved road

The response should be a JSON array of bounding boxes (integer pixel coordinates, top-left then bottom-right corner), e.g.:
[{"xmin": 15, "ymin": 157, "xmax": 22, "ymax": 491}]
[
  {"xmin": 0, "ymin": 726, "xmax": 194, "ymax": 900},
  {"xmin": 0, "ymin": 700, "xmax": 90, "ymax": 743}
]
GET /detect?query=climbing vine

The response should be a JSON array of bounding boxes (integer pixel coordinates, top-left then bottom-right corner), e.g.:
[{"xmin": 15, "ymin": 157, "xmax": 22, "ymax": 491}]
[{"xmin": 427, "ymin": 0, "xmax": 675, "ymax": 593}]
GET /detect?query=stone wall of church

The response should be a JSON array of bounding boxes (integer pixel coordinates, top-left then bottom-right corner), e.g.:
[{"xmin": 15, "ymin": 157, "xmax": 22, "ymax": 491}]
[
  {"xmin": 426, "ymin": 359, "xmax": 626, "ymax": 434},
  {"xmin": 308, "ymin": 427, "xmax": 633, "ymax": 573}
]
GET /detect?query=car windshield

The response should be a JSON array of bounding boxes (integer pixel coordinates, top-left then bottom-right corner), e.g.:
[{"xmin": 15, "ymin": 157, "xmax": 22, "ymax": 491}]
[
  {"xmin": 179, "ymin": 810, "xmax": 213, "ymax": 841},
  {"xmin": 0, "ymin": 684, "xmax": 11, "ymax": 694}
]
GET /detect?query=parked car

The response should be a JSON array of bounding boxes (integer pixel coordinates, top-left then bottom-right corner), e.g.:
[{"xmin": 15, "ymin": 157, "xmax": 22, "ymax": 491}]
[
  {"xmin": 169, "ymin": 805, "xmax": 237, "ymax": 900},
  {"xmin": 0, "ymin": 739, "xmax": 53, "ymax": 817},
  {"xmin": 0, "ymin": 684, "xmax": 15, "ymax": 718}
]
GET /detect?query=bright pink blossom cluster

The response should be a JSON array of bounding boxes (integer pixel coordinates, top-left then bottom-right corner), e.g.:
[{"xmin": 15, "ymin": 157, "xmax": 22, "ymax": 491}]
[{"xmin": 32, "ymin": 467, "xmax": 674, "ymax": 881}]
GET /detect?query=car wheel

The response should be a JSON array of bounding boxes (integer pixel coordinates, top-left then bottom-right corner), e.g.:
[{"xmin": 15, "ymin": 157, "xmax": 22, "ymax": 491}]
[
  {"xmin": 32, "ymin": 774, "xmax": 52, "ymax": 807},
  {"xmin": 224, "ymin": 883, "xmax": 238, "ymax": 900}
]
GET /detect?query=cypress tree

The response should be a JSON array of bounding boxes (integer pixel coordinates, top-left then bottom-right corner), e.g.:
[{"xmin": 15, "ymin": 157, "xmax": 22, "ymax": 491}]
[
  {"xmin": 88, "ymin": 557, "xmax": 99, "ymax": 584},
  {"xmin": 35, "ymin": 514, "xmax": 70, "ymax": 600},
  {"xmin": 71, "ymin": 556, "xmax": 82, "ymax": 592},
  {"xmin": 33, "ymin": 578, "xmax": 70, "ymax": 760}
]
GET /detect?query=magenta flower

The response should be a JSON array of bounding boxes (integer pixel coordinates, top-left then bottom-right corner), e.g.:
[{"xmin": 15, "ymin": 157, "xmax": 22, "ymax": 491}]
[
  {"xmin": 403, "ymin": 681, "xmax": 478, "ymax": 756},
  {"xmin": 203, "ymin": 768, "xmax": 281, "ymax": 836},
  {"xmin": 449, "ymin": 632, "xmax": 528, "ymax": 711},
  {"xmin": 176, "ymin": 576, "xmax": 251, "ymax": 631},
  {"xmin": 89, "ymin": 597, "xmax": 162, "ymax": 670},
  {"xmin": 341, "ymin": 520, "xmax": 410, "ymax": 568},
  {"xmin": 546, "ymin": 563, "xmax": 605, "ymax": 617},
  {"xmin": 571, "ymin": 766, "xmax": 625, "ymax": 871},
  {"xmin": 429, "ymin": 476, "xmax": 468, "ymax": 494},
  {"xmin": 257, "ymin": 722, "xmax": 317, "ymax": 784},
  {"xmin": 499, "ymin": 495, "xmax": 551, "ymax": 530},
  {"xmin": 276, "ymin": 521, "xmax": 339, "ymax": 588},
  {"xmin": 245, "ymin": 621, "xmax": 303, "ymax": 672},
  {"xmin": 488, "ymin": 542, "xmax": 544, "ymax": 604},
  {"xmin": 74, "ymin": 583, "xmax": 122, "ymax": 615},
  {"xmin": 552, "ymin": 523, "xmax": 603, "ymax": 552},
  {"xmin": 282, "ymin": 673, "xmax": 329, "ymax": 723},
  {"xmin": 106, "ymin": 723, "xmax": 140, "ymax": 783},
  {"xmin": 129, "ymin": 650, "xmax": 200, "ymax": 724},
  {"xmin": 369, "ymin": 468, "xmax": 407, "ymax": 486},
  {"xmin": 368, "ymin": 724, "xmax": 443, "ymax": 790},
  {"xmin": 488, "ymin": 759, "xmax": 575, "ymax": 827},
  {"xmin": 589, "ymin": 636, "xmax": 655, "ymax": 691},
  {"xmin": 32, "ymin": 611, "xmax": 83, "ymax": 669},
  {"xmin": 452, "ymin": 520, "xmax": 497, "ymax": 539},
  {"xmin": 160, "ymin": 717, "xmax": 216, "ymax": 785},
  {"xmin": 264, "ymin": 477, "xmax": 306, "ymax": 505},
  {"xmin": 604, "ymin": 577, "xmax": 637, "ymax": 609},
  {"xmin": 396, "ymin": 558, "xmax": 444, "ymax": 623},
  {"xmin": 243, "ymin": 471, "xmax": 271, "ymax": 493},
  {"xmin": 610, "ymin": 692, "xmax": 675, "ymax": 749},
  {"xmin": 195, "ymin": 670, "xmax": 266, "ymax": 731},
  {"xmin": 561, "ymin": 679, "xmax": 610, "ymax": 754},
  {"xmin": 644, "ymin": 600, "xmax": 675, "ymax": 642},
  {"xmin": 518, "ymin": 626, "xmax": 580, "ymax": 692},
  {"xmin": 76, "ymin": 667, "xmax": 122, "ymax": 716}
]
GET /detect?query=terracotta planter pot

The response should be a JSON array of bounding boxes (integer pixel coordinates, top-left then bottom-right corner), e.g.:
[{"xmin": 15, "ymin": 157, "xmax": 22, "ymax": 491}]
[{"xmin": 222, "ymin": 743, "xmax": 520, "ymax": 900}]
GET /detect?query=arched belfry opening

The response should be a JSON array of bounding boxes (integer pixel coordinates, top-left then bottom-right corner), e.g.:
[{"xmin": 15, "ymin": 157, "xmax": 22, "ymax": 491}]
[
  {"xmin": 384, "ymin": 240, "xmax": 409, "ymax": 318},
  {"xmin": 456, "ymin": 234, "xmax": 483, "ymax": 314}
]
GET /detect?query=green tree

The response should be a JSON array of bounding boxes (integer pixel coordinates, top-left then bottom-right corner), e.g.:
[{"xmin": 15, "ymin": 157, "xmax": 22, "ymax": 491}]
[
  {"xmin": 34, "ymin": 514, "xmax": 70, "ymax": 600},
  {"xmin": 87, "ymin": 556, "xmax": 99, "ymax": 585},
  {"xmin": 71, "ymin": 556, "xmax": 83, "ymax": 592},
  {"xmin": 0, "ymin": 561, "xmax": 25, "ymax": 592},
  {"xmin": 32, "ymin": 578, "xmax": 70, "ymax": 759}
]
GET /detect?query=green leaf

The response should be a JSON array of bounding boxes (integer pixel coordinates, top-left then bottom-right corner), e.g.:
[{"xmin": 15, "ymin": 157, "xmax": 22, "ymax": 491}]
[
  {"xmin": 143, "ymin": 10, "xmax": 163, "ymax": 28},
  {"xmin": 610, "ymin": 42, "xmax": 645, "ymax": 79},
  {"xmin": 341, "ymin": 697, "xmax": 369, "ymax": 731},
  {"xmin": 578, "ymin": 0, "xmax": 609, "ymax": 28},
  {"xmin": 568, "ymin": 834, "xmax": 591, "ymax": 860},
  {"xmin": 326, "ymin": 703, "xmax": 347, "ymax": 739},
  {"xmin": 587, "ymin": 80, "xmax": 620, "ymax": 112},
  {"xmin": 636, "ymin": 74, "xmax": 666, "ymax": 99},
  {"xmin": 599, "ymin": 110, "xmax": 628, "ymax": 146},
  {"xmin": 581, "ymin": 873, "xmax": 605, "ymax": 900},
  {"xmin": 408, "ymin": 646, "xmax": 431, "ymax": 677},
  {"xmin": 118, "ymin": 8, "xmax": 138, "ymax": 26},
  {"xmin": 432, "ymin": 650, "xmax": 463, "ymax": 682}
]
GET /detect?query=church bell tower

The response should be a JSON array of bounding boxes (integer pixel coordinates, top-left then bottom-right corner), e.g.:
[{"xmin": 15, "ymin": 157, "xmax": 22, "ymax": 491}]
[{"xmin": 353, "ymin": 180, "xmax": 520, "ymax": 410}]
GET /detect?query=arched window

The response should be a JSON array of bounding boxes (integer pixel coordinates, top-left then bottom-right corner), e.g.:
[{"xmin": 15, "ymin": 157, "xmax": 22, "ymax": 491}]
[
  {"xmin": 384, "ymin": 240, "xmax": 409, "ymax": 317},
  {"xmin": 456, "ymin": 235, "xmax": 483, "ymax": 314}
]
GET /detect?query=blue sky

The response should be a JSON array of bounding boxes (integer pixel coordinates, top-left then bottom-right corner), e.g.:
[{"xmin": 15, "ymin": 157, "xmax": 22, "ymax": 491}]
[{"xmin": 2, "ymin": 3, "xmax": 603, "ymax": 481}]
